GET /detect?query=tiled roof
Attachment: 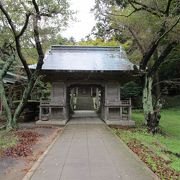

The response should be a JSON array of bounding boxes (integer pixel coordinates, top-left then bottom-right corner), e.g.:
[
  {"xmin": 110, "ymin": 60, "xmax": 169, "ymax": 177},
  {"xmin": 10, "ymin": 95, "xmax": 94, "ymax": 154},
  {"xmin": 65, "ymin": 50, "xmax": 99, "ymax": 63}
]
[{"xmin": 29, "ymin": 45, "xmax": 134, "ymax": 71}]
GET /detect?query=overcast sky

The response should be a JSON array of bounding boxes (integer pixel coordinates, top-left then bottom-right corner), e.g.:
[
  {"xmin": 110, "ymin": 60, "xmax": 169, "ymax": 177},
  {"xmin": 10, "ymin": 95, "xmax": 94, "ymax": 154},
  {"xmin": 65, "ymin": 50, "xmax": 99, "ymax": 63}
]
[{"xmin": 61, "ymin": 0, "xmax": 96, "ymax": 41}]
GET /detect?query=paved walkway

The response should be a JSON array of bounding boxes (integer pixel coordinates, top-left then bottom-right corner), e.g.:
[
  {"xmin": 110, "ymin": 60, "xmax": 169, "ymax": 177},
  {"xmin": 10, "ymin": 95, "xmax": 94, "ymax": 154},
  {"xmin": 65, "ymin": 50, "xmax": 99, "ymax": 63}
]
[
  {"xmin": 69, "ymin": 110, "xmax": 103, "ymax": 125},
  {"xmin": 30, "ymin": 117, "xmax": 157, "ymax": 180}
]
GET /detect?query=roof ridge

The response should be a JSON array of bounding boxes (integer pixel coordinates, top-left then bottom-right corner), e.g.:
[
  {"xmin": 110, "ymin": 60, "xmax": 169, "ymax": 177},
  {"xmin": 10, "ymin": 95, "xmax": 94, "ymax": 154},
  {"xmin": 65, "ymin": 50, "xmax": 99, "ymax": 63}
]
[{"xmin": 51, "ymin": 45, "xmax": 120, "ymax": 51}]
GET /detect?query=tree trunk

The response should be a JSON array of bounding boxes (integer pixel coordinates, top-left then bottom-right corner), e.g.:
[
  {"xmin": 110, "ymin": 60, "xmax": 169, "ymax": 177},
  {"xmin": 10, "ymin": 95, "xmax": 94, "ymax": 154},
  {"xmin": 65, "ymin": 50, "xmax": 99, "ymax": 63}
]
[
  {"xmin": 0, "ymin": 80, "xmax": 13, "ymax": 130},
  {"xmin": 0, "ymin": 55, "xmax": 14, "ymax": 130},
  {"xmin": 12, "ymin": 73, "xmax": 38, "ymax": 127},
  {"xmin": 154, "ymin": 72, "xmax": 161, "ymax": 100},
  {"xmin": 143, "ymin": 75, "xmax": 153, "ymax": 122},
  {"xmin": 142, "ymin": 75, "xmax": 161, "ymax": 134},
  {"xmin": 0, "ymin": 1, "xmax": 44, "ymax": 130},
  {"xmin": 153, "ymin": 50, "xmax": 161, "ymax": 101},
  {"xmin": 0, "ymin": 57, "xmax": 40, "ymax": 129}
]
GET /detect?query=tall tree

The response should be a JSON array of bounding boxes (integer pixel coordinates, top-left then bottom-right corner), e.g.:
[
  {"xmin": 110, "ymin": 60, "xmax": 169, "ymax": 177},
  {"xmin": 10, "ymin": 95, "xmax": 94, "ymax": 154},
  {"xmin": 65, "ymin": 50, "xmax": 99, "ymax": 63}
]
[
  {"xmin": 0, "ymin": 0, "xmax": 72, "ymax": 130},
  {"xmin": 93, "ymin": 0, "xmax": 180, "ymax": 133}
]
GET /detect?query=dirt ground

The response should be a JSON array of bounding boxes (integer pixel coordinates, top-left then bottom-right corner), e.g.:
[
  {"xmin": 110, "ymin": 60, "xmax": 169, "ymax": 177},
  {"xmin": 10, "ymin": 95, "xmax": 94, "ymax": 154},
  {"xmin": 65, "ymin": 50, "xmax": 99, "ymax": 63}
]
[{"xmin": 0, "ymin": 123, "xmax": 62, "ymax": 180}]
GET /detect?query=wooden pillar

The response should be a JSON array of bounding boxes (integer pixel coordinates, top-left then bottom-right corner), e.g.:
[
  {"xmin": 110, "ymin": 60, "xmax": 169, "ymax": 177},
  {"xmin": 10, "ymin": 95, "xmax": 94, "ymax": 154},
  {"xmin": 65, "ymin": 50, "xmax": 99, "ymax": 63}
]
[
  {"xmin": 100, "ymin": 86, "xmax": 105, "ymax": 119},
  {"xmin": 49, "ymin": 107, "xmax": 52, "ymax": 118},
  {"xmin": 96, "ymin": 88, "xmax": 99, "ymax": 108},
  {"xmin": 120, "ymin": 106, "xmax": 122, "ymax": 120},
  {"xmin": 76, "ymin": 87, "xmax": 78, "ymax": 96},
  {"xmin": 39, "ymin": 106, "xmax": 42, "ymax": 120}
]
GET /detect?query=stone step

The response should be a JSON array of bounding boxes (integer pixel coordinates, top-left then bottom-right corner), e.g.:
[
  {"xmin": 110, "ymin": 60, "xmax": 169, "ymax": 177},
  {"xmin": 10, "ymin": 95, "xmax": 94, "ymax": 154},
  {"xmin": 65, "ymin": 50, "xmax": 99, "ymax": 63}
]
[{"xmin": 76, "ymin": 96, "xmax": 94, "ymax": 110}]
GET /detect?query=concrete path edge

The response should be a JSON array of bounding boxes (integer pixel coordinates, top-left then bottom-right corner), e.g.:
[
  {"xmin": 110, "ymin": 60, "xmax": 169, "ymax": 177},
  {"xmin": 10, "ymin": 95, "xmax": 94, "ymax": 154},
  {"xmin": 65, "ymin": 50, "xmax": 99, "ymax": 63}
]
[{"xmin": 22, "ymin": 125, "xmax": 67, "ymax": 180}]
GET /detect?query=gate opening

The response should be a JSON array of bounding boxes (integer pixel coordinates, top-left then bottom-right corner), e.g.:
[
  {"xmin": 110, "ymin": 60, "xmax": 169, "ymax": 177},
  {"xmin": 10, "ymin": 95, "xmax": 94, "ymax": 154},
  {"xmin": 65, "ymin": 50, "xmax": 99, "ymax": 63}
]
[{"xmin": 67, "ymin": 84, "xmax": 104, "ymax": 120}]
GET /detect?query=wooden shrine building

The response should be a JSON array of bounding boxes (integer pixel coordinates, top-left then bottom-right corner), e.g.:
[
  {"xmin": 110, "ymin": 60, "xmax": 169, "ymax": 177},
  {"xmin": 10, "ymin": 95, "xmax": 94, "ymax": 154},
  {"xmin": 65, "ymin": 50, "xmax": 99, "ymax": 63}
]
[{"xmin": 30, "ymin": 46, "xmax": 136, "ymax": 126}]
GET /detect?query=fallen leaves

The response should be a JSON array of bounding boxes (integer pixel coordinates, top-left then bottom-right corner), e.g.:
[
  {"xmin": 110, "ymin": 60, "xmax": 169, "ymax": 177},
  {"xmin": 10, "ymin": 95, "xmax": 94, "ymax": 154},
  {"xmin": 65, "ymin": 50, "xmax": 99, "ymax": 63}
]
[
  {"xmin": 3, "ymin": 130, "xmax": 40, "ymax": 158},
  {"xmin": 112, "ymin": 126, "xmax": 180, "ymax": 180},
  {"xmin": 127, "ymin": 139, "xmax": 180, "ymax": 180}
]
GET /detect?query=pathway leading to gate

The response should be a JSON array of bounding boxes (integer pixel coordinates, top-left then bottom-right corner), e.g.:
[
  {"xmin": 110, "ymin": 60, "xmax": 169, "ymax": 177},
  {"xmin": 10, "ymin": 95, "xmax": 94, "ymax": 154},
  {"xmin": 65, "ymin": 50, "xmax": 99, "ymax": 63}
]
[{"xmin": 29, "ymin": 113, "xmax": 158, "ymax": 180}]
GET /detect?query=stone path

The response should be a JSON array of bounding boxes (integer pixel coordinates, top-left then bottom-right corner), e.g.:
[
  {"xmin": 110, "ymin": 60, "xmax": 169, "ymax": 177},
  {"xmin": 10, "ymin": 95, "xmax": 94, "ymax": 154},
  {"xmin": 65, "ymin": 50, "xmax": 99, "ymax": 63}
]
[
  {"xmin": 30, "ymin": 116, "xmax": 157, "ymax": 180},
  {"xmin": 69, "ymin": 110, "xmax": 103, "ymax": 125}
]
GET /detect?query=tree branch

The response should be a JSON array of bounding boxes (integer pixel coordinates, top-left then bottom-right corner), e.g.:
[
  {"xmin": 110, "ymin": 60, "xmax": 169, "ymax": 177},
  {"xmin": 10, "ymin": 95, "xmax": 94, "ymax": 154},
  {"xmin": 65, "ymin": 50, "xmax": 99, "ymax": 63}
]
[
  {"xmin": 148, "ymin": 41, "xmax": 177, "ymax": 77},
  {"xmin": 165, "ymin": 0, "xmax": 173, "ymax": 16},
  {"xmin": 32, "ymin": 0, "xmax": 44, "ymax": 71},
  {"xmin": 0, "ymin": 55, "xmax": 15, "ymax": 79},
  {"xmin": 140, "ymin": 17, "xmax": 180, "ymax": 70},
  {"xmin": 11, "ymin": 0, "xmax": 44, "ymax": 126},
  {"xmin": 128, "ymin": 0, "xmax": 164, "ymax": 16},
  {"xmin": 32, "ymin": 0, "xmax": 40, "ymax": 17},
  {"xmin": 105, "ymin": 8, "xmax": 142, "ymax": 18},
  {"xmin": 0, "ymin": 2, "xmax": 17, "ymax": 36},
  {"xmin": 14, "ymin": 38, "xmax": 31, "ymax": 79},
  {"xmin": 155, "ymin": 17, "xmax": 180, "ymax": 45},
  {"xmin": 0, "ymin": 2, "xmax": 32, "ymax": 79},
  {"xmin": 17, "ymin": 13, "xmax": 31, "ymax": 38},
  {"xmin": 107, "ymin": 2, "xmax": 162, "ymax": 18},
  {"xmin": 153, "ymin": 78, "xmax": 180, "ymax": 87},
  {"xmin": 127, "ymin": 26, "xmax": 145, "ymax": 55}
]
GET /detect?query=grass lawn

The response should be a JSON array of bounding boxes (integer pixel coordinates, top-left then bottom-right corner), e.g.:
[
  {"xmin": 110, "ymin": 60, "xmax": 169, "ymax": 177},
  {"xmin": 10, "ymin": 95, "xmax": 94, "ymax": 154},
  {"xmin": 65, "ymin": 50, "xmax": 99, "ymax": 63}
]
[
  {"xmin": 0, "ymin": 130, "xmax": 18, "ymax": 156},
  {"xmin": 113, "ymin": 107, "xmax": 180, "ymax": 178}
]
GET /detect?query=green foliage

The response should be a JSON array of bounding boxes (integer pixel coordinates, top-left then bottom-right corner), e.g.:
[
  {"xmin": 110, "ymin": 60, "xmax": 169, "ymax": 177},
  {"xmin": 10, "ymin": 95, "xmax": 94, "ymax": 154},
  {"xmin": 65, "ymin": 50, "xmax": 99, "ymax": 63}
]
[
  {"xmin": 0, "ymin": 0, "xmax": 74, "ymax": 130},
  {"xmin": 78, "ymin": 38, "xmax": 120, "ymax": 47},
  {"xmin": 158, "ymin": 45, "xmax": 180, "ymax": 95},
  {"xmin": 92, "ymin": 0, "xmax": 180, "ymax": 64},
  {"xmin": 93, "ymin": 0, "xmax": 180, "ymax": 132},
  {"xmin": 162, "ymin": 96, "xmax": 180, "ymax": 108},
  {"xmin": 32, "ymin": 77, "xmax": 51, "ymax": 100},
  {"xmin": 120, "ymin": 81, "xmax": 142, "ymax": 99},
  {"xmin": 0, "ymin": 0, "xmax": 73, "ymax": 64},
  {"xmin": 24, "ymin": 35, "xmax": 73, "ymax": 65}
]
